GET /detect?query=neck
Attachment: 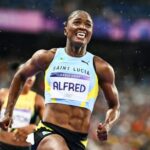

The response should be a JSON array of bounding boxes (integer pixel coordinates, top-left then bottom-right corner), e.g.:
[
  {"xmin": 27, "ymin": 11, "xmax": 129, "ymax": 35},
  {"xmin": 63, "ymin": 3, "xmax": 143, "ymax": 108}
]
[
  {"xmin": 21, "ymin": 87, "xmax": 29, "ymax": 95},
  {"xmin": 65, "ymin": 43, "xmax": 87, "ymax": 57}
]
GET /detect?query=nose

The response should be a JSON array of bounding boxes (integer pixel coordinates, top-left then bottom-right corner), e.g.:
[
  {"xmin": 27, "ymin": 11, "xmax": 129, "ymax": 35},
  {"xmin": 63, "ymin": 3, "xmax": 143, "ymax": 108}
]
[{"xmin": 79, "ymin": 23, "xmax": 86, "ymax": 29}]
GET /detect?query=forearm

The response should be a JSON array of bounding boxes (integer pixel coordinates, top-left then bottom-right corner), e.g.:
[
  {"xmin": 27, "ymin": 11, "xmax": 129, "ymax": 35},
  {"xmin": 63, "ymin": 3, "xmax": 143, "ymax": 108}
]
[
  {"xmin": 25, "ymin": 124, "xmax": 36, "ymax": 133},
  {"xmin": 104, "ymin": 107, "xmax": 120, "ymax": 131},
  {"xmin": 5, "ymin": 75, "xmax": 25, "ymax": 117},
  {"xmin": 17, "ymin": 124, "xmax": 36, "ymax": 134}
]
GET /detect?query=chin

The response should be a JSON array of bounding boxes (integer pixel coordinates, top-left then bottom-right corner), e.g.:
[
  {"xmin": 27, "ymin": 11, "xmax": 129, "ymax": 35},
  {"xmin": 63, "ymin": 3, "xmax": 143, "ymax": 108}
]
[{"xmin": 74, "ymin": 40, "xmax": 86, "ymax": 47}]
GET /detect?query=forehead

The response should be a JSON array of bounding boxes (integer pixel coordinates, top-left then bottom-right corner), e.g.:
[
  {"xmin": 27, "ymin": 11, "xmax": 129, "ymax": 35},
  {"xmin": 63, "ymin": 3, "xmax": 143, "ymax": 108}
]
[{"xmin": 69, "ymin": 12, "xmax": 93, "ymax": 23}]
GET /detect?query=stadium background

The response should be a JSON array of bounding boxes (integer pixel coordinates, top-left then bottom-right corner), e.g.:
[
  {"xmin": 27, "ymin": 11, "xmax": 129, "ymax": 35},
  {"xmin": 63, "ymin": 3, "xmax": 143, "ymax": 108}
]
[{"xmin": 0, "ymin": 0, "xmax": 150, "ymax": 149}]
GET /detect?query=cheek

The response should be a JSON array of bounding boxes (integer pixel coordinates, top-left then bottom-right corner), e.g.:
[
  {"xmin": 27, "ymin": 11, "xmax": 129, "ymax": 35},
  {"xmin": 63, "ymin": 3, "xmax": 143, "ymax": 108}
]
[
  {"xmin": 89, "ymin": 28, "xmax": 93, "ymax": 35},
  {"xmin": 66, "ymin": 23, "xmax": 76, "ymax": 34},
  {"xmin": 87, "ymin": 30, "xmax": 93, "ymax": 39},
  {"xmin": 66, "ymin": 28, "xmax": 75, "ymax": 38}
]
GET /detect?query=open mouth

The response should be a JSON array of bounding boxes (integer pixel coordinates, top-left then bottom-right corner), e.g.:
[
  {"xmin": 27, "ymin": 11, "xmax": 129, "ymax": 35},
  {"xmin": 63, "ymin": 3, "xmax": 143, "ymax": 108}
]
[{"xmin": 76, "ymin": 31, "xmax": 86, "ymax": 40}]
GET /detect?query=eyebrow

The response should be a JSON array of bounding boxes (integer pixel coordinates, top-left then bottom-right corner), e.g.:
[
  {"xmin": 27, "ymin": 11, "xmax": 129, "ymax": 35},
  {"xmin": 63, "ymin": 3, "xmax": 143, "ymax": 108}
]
[{"xmin": 73, "ymin": 18, "xmax": 93, "ymax": 24}]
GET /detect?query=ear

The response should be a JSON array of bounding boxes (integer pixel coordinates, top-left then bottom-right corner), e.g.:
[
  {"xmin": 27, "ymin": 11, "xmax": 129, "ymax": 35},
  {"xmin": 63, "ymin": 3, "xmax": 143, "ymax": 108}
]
[{"xmin": 64, "ymin": 26, "xmax": 67, "ymax": 36}]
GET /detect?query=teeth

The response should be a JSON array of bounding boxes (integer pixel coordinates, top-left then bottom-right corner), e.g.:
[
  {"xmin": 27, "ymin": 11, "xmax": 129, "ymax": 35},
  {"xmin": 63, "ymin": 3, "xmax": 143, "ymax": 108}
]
[{"xmin": 77, "ymin": 32, "xmax": 86, "ymax": 39}]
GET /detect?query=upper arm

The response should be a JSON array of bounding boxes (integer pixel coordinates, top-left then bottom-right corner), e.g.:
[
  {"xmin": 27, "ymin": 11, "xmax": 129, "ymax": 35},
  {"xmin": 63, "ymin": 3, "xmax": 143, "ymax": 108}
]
[
  {"xmin": 94, "ymin": 56, "xmax": 120, "ymax": 109},
  {"xmin": 15, "ymin": 49, "xmax": 55, "ymax": 80},
  {"xmin": 35, "ymin": 94, "xmax": 45, "ymax": 120}
]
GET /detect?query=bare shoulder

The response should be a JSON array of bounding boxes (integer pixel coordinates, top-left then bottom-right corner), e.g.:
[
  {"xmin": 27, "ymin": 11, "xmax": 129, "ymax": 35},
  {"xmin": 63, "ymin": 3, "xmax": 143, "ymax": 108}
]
[
  {"xmin": 94, "ymin": 55, "xmax": 115, "ymax": 82},
  {"xmin": 30, "ymin": 48, "xmax": 57, "ymax": 70},
  {"xmin": 32, "ymin": 48, "xmax": 56, "ymax": 61},
  {"xmin": 35, "ymin": 93, "xmax": 44, "ymax": 102},
  {"xmin": 30, "ymin": 90, "xmax": 44, "ymax": 106},
  {"xmin": 16, "ymin": 48, "xmax": 57, "ymax": 77},
  {"xmin": 94, "ymin": 55, "xmax": 114, "ymax": 72}
]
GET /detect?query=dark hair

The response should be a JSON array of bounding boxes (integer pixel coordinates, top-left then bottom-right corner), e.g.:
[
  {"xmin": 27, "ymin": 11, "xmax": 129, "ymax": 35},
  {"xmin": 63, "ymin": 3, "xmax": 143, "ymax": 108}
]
[
  {"xmin": 9, "ymin": 62, "xmax": 20, "ymax": 71},
  {"xmin": 63, "ymin": 10, "xmax": 93, "ymax": 26}
]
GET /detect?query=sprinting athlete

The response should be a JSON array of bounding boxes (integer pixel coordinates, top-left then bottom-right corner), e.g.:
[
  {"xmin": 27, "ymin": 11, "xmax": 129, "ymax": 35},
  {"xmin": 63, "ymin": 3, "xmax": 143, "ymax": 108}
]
[
  {"xmin": 0, "ymin": 75, "xmax": 45, "ymax": 150},
  {"xmin": 0, "ymin": 10, "xmax": 120, "ymax": 150}
]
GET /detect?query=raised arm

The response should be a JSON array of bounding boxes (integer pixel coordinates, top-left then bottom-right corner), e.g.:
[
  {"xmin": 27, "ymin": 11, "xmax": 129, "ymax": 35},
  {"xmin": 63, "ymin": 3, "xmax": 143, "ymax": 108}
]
[
  {"xmin": 94, "ymin": 56, "xmax": 120, "ymax": 141},
  {"xmin": 0, "ymin": 49, "xmax": 53, "ymax": 130}
]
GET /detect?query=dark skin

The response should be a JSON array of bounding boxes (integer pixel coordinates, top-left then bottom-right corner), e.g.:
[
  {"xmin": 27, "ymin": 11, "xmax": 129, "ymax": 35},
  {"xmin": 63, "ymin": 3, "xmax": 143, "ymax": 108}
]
[
  {"xmin": 0, "ymin": 10, "xmax": 120, "ymax": 150},
  {"xmin": 0, "ymin": 76, "xmax": 45, "ymax": 146}
]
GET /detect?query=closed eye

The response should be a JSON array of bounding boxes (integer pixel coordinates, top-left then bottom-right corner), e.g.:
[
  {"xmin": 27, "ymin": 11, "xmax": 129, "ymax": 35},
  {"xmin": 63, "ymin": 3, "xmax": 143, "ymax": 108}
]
[
  {"xmin": 73, "ymin": 20, "xmax": 81, "ymax": 25},
  {"xmin": 85, "ymin": 22, "xmax": 92, "ymax": 28}
]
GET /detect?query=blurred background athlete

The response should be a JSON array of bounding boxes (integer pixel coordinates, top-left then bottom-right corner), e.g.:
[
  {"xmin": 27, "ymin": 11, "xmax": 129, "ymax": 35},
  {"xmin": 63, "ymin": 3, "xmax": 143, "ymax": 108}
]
[{"xmin": 0, "ymin": 64, "xmax": 45, "ymax": 150}]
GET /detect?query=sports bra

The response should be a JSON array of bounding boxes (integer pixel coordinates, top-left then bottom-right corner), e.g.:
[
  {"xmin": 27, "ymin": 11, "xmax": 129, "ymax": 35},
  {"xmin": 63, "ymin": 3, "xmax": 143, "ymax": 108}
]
[{"xmin": 44, "ymin": 48, "xmax": 99, "ymax": 112}]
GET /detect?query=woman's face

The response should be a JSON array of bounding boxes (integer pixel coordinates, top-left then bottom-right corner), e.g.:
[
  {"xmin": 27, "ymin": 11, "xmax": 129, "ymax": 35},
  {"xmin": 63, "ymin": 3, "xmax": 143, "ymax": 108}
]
[{"xmin": 64, "ymin": 12, "xmax": 93, "ymax": 47}]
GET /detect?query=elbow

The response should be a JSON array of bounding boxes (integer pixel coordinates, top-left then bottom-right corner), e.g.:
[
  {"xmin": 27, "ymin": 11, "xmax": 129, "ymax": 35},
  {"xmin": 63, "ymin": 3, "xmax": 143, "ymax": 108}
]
[{"xmin": 108, "ymin": 100, "xmax": 120, "ymax": 110}]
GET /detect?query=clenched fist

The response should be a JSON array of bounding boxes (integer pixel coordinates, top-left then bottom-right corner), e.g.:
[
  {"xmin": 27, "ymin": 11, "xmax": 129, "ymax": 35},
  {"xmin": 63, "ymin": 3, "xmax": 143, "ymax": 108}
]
[
  {"xmin": 97, "ymin": 123, "xmax": 110, "ymax": 141},
  {"xmin": 0, "ymin": 115, "xmax": 12, "ymax": 131}
]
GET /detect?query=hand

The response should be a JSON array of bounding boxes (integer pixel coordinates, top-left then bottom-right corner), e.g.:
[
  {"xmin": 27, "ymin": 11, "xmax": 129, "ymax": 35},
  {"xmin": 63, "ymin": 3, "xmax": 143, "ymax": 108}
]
[
  {"xmin": 0, "ymin": 115, "xmax": 12, "ymax": 131},
  {"xmin": 97, "ymin": 123, "xmax": 109, "ymax": 141},
  {"xmin": 13, "ymin": 125, "xmax": 36, "ymax": 142},
  {"xmin": 13, "ymin": 127, "xmax": 28, "ymax": 142}
]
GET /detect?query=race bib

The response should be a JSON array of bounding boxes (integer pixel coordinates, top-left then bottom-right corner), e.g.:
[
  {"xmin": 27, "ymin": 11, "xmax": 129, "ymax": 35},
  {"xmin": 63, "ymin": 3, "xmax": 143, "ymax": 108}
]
[
  {"xmin": 12, "ymin": 109, "xmax": 32, "ymax": 128},
  {"xmin": 1, "ymin": 108, "xmax": 32, "ymax": 128},
  {"xmin": 50, "ymin": 73, "xmax": 90, "ymax": 101}
]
